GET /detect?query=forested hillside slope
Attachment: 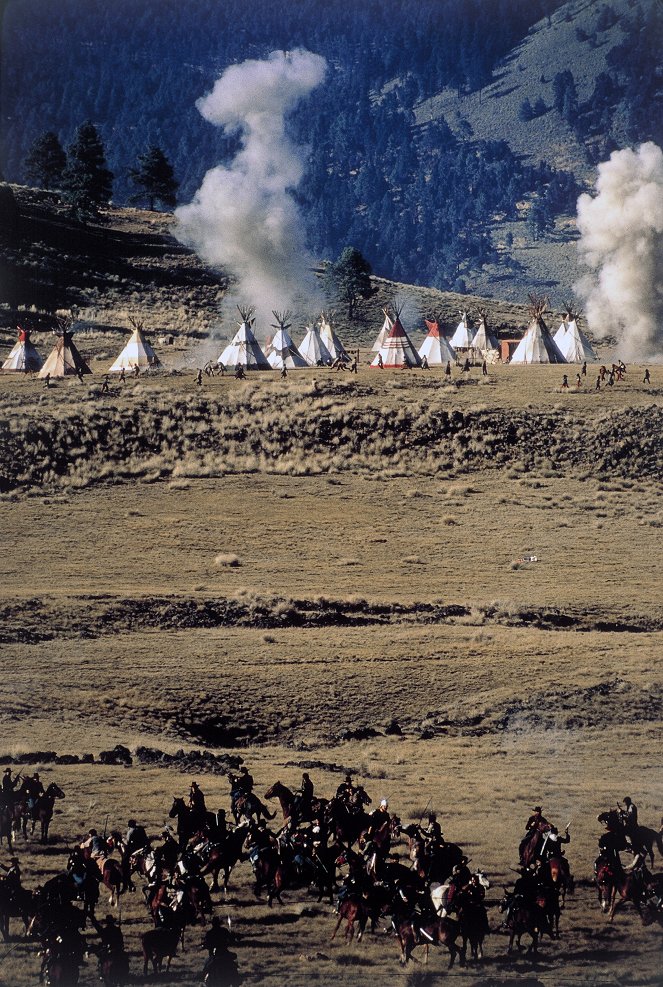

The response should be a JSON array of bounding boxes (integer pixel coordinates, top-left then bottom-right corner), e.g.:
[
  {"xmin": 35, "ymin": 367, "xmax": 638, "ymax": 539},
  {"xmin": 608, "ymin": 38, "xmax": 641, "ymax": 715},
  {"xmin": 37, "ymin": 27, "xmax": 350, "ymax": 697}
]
[{"xmin": 1, "ymin": 0, "xmax": 661, "ymax": 298}]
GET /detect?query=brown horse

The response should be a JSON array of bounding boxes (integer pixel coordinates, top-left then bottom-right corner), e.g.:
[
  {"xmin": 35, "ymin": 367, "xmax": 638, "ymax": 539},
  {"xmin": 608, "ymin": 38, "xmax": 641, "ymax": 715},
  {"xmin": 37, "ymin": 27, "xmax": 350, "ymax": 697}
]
[
  {"xmin": 199, "ymin": 824, "xmax": 249, "ymax": 892},
  {"xmin": 32, "ymin": 783, "xmax": 65, "ymax": 843},
  {"xmin": 541, "ymin": 854, "xmax": 574, "ymax": 907},
  {"xmin": 392, "ymin": 912, "xmax": 463, "ymax": 967},
  {"xmin": 331, "ymin": 894, "xmax": 371, "ymax": 943},
  {"xmin": 499, "ymin": 891, "xmax": 552, "ymax": 953},
  {"xmin": 141, "ymin": 918, "xmax": 183, "ymax": 976},
  {"xmin": 598, "ymin": 810, "xmax": 663, "ymax": 868},
  {"xmin": 597, "ymin": 859, "xmax": 649, "ymax": 922},
  {"xmin": 80, "ymin": 846, "xmax": 124, "ymax": 908},
  {"xmin": 250, "ymin": 849, "xmax": 285, "ymax": 907},
  {"xmin": 0, "ymin": 881, "xmax": 33, "ymax": 941},
  {"xmin": 264, "ymin": 780, "xmax": 327, "ymax": 824},
  {"xmin": 325, "ymin": 798, "xmax": 371, "ymax": 848}
]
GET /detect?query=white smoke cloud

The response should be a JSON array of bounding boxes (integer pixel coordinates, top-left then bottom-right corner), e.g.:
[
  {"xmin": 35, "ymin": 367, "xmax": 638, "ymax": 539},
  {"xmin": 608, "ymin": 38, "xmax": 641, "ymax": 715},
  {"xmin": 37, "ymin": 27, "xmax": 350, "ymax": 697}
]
[
  {"xmin": 175, "ymin": 49, "xmax": 327, "ymax": 331},
  {"xmin": 576, "ymin": 142, "xmax": 663, "ymax": 362}
]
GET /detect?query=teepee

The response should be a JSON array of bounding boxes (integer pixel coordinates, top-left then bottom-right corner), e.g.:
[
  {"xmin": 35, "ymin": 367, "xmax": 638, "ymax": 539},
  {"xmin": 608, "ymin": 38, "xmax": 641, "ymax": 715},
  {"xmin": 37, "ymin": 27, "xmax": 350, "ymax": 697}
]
[
  {"xmin": 450, "ymin": 311, "xmax": 473, "ymax": 350},
  {"xmin": 371, "ymin": 307, "xmax": 393, "ymax": 352},
  {"xmin": 510, "ymin": 294, "xmax": 567, "ymax": 365},
  {"xmin": 319, "ymin": 312, "xmax": 350, "ymax": 362},
  {"xmin": 471, "ymin": 308, "xmax": 499, "ymax": 355},
  {"xmin": 418, "ymin": 318, "xmax": 456, "ymax": 365},
  {"xmin": 371, "ymin": 305, "xmax": 422, "ymax": 368},
  {"xmin": 298, "ymin": 323, "xmax": 333, "ymax": 367},
  {"xmin": 38, "ymin": 318, "xmax": 91, "ymax": 378},
  {"xmin": 553, "ymin": 304, "xmax": 597, "ymax": 363},
  {"xmin": 109, "ymin": 316, "xmax": 161, "ymax": 372},
  {"xmin": 218, "ymin": 306, "xmax": 270, "ymax": 369},
  {"xmin": 2, "ymin": 326, "xmax": 43, "ymax": 372},
  {"xmin": 266, "ymin": 311, "xmax": 308, "ymax": 369}
]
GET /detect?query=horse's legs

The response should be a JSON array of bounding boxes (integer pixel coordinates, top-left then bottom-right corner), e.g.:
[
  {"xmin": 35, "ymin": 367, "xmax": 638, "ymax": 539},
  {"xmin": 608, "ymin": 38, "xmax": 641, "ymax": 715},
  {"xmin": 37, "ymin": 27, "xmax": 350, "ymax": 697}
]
[{"xmin": 331, "ymin": 913, "xmax": 343, "ymax": 940}]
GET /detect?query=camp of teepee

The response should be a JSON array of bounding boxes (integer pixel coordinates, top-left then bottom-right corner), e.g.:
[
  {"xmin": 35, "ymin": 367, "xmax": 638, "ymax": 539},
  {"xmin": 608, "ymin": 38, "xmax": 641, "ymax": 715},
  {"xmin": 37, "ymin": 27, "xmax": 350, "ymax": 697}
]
[
  {"xmin": 266, "ymin": 311, "xmax": 308, "ymax": 369},
  {"xmin": 371, "ymin": 305, "xmax": 421, "ymax": 369},
  {"xmin": 553, "ymin": 304, "xmax": 597, "ymax": 363},
  {"xmin": 318, "ymin": 312, "xmax": 350, "ymax": 363},
  {"xmin": 38, "ymin": 320, "xmax": 92, "ymax": 378},
  {"xmin": 218, "ymin": 306, "xmax": 270, "ymax": 369},
  {"xmin": 1, "ymin": 326, "xmax": 43, "ymax": 372},
  {"xmin": 418, "ymin": 318, "xmax": 456, "ymax": 366},
  {"xmin": 471, "ymin": 308, "xmax": 500, "ymax": 360},
  {"xmin": 109, "ymin": 316, "xmax": 161, "ymax": 372},
  {"xmin": 510, "ymin": 294, "xmax": 567, "ymax": 365},
  {"xmin": 371, "ymin": 307, "xmax": 394, "ymax": 352},
  {"xmin": 298, "ymin": 323, "xmax": 333, "ymax": 367},
  {"xmin": 450, "ymin": 310, "xmax": 474, "ymax": 350}
]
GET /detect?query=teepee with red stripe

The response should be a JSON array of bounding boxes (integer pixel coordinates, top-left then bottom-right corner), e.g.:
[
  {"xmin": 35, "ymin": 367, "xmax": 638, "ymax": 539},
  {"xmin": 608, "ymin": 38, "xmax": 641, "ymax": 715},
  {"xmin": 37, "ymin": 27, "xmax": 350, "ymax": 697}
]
[
  {"xmin": 418, "ymin": 318, "xmax": 456, "ymax": 365},
  {"xmin": 370, "ymin": 305, "xmax": 421, "ymax": 368}
]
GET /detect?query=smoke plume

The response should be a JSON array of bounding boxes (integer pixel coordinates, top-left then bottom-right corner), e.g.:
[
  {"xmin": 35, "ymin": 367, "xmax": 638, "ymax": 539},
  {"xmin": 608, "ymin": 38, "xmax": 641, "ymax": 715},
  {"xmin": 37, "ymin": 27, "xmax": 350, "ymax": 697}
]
[
  {"xmin": 175, "ymin": 49, "xmax": 327, "ymax": 327},
  {"xmin": 576, "ymin": 142, "xmax": 663, "ymax": 361}
]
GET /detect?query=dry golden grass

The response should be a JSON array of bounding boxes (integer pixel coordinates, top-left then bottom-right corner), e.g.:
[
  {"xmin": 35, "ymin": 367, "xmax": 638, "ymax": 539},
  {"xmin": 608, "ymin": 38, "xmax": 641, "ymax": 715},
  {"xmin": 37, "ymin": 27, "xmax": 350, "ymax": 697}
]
[{"xmin": 0, "ymin": 363, "xmax": 661, "ymax": 985}]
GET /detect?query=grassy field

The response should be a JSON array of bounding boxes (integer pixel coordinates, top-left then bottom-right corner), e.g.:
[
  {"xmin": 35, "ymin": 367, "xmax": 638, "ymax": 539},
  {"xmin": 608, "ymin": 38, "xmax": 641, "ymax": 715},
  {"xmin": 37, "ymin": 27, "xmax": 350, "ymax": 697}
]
[{"xmin": 0, "ymin": 362, "xmax": 662, "ymax": 986}]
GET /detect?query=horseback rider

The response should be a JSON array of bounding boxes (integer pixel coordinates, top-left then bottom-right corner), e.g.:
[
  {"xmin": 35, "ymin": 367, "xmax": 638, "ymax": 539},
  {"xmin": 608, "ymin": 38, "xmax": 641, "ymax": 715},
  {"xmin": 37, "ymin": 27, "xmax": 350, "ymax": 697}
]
[
  {"xmin": 122, "ymin": 818, "xmax": 150, "ymax": 891},
  {"xmin": 539, "ymin": 824, "xmax": 570, "ymax": 861},
  {"xmin": 422, "ymin": 812, "xmax": 443, "ymax": 850},
  {"xmin": 335, "ymin": 774, "xmax": 355, "ymax": 803},
  {"xmin": 81, "ymin": 828, "xmax": 107, "ymax": 859},
  {"xmin": 299, "ymin": 773, "xmax": 314, "ymax": 811},
  {"xmin": 1, "ymin": 856, "xmax": 22, "ymax": 894},
  {"xmin": 507, "ymin": 864, "xmax": 540, "ymax": 922},
  {"xmin": 621, "ymin": 797, "xmax": 639, "ymax": 848},
  {"xmin": 519, "ymin": 805, "xmax": 550, "ymax": 864},
  {"xmin": 24, "ymin": 772, "xmax": 45, "ymax": 812},
  {"xmin": 349, "ymin": 784, "xmax": 371, "ymax": 815},
  {"xmin": 95, "ymin": 913, "xmax": 124, "ymax": 955},
  {"xmin": 208, "ymin": 808, "xmax": 228, "ymax": 843},
  {"xmin": 595, "ymin": 828, "xmax": 625, "ymax": 874},
  {"xmin": 189, "ymin": 781, "xmax": 207, "ymax": 815},
  {"xmin": 1, "ymin": 767, "xmax": 20, "ymax": 804}
]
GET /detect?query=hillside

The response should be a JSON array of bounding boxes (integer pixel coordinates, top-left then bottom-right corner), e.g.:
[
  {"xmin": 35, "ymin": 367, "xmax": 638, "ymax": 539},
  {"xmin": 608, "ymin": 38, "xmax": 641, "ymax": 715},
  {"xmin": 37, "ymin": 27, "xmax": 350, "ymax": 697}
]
[
  {"xmin": 2, "ymin": 0, "xmax": 660, "ymax": 302},
  {"xmin": 1, "ymin": 185, "xmax": 580, "ymax": 356}
]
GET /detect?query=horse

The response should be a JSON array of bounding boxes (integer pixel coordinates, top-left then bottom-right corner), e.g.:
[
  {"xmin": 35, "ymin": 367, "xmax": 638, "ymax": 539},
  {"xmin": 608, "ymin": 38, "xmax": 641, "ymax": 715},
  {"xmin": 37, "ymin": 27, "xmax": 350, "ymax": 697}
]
[
  {"xmin": 325, "ymin": 798, "xmax": 371, "ymax": 848},
  {"xmin": 499, "ymin": 891, "xmax": 552, "ymax": 953},
  {"xmin": 0, "ymin": 880, "xmax": 33, "ymax": 941},
  {"xmin": 141, "ymin": 916, "xmax": 184, "ymax": 976},
  {"xmin": 169, "ymin": 797, "xmax": 218, "ymax": 847},
  {"xmin": 80, "ymin": 846, "xmax": 124, "ymax": 908},
  {"xmin": 250, "ymin": 848, "xmax": 285, "ymax": 907},
  {"xmin": 331, "ymin": 893, "xmax": 371, "ymax": 943},
  {"xmin": 535, "ymin": 883, "xmax": 561, "ymax": 938},
  {"xmin": 97, "ymin": 947, "xmax": 130, "ymax": 987},
  {"xmin": 199, "ymin": 826, "xmax": 249, "ymax": 893},
  {"xmin": 540, "ymin": 854, "xmax": 574, "ymax": 907},
  {"xmin": 455, "ymin": 893, "xmax": 489, "ymax": 963},
  {"xmin": 519, "ymin": 827, "xmax": 548, "ymax": 868},
  {"xmin": 31, "ymin": 783, "xmax": 65, "ymax": 843},
  {"xmin": 67, "ymin": 850, "xmax": 100, "ymax": 925},
  {"xmin": 403, "ymin": 827, "xmax": 465, "ymax": 884},
  {"xmin": 597, "ymin": 857, "xmax": 651, "ymax": 922},
  {"xmin": 230, "ymin": 791, "xmax": 275, "ymax": 826},
  {"xmin": 598, "ymin": 809, "xmax": 663, "ymax": 868},
  {"xmin": 264, "ymin": 780, "xmax": 327, "ymax": 824},
  {"xmin": 392, "ymin": 911, "xmax": 463, "ymax": 967}
]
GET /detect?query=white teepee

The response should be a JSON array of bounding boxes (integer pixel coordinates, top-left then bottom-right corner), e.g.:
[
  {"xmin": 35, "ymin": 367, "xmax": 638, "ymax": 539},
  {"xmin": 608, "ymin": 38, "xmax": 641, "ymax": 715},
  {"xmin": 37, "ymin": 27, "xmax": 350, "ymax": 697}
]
[
  {"xmin": 450, "ymin": 311, "xmax": 473, "ymax": 349},
  {"xmin": 510, "ymin": 294, "xmax": 566, "ymax": 364},
  {"xmin": 298, "ymin": 324, "xmax": 334, "ymax": 367},
  {"xmin": 553, "ymin": 307, "xmax": 597, "ymax": 363},
  {"xmin": 2, "ymin": 327, "xmax": 43, "ymax": 372},
  {"xmin": 218, "ymin": 306, "xmax": 270, "ymax": 369},
  {"xmin": 471, "ymin": 309, "xmax": 499, "ymax": 354},
  {"xmin": 266, "ymin": 310, "xmax": 308, "ymax": 369},
  {"xmin": 418, "ymin": 319, "xmax": 456, "ymax": 365},
  {"xmin": 319, "ymin": 312, "xmax": 350, "ymax": 362},
  {"xmin": 371, "ymin": 308, "xmax": 393, "ymax": 352},
  {"xmin": 109, "ymin": 318, "xmax": 161, "ymax": 372},
  {"xmin": 38, "ymin": 327, "xmax": 91, "ymax": 378},
  {"xmin": 371, "ymin": 308, "xmax": 422, "ymax": 368}
]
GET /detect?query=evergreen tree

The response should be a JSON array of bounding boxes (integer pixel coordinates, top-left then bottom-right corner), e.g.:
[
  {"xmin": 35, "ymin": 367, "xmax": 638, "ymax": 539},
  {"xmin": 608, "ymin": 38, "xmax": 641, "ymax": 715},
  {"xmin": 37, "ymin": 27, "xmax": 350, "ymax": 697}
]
[
  {"xmin": 323, "ymin": 246, "xmax": 374, "ymax": 319},
  {"xmin": 62, "ymin": 121, "xmax": 113, "ymax": 221},
  {"xmin": 128, "ymin": 145, "xmax": 178, "ymax": 210},
  {"xmin": 24, "ymin": 131, "xmax": 66, "ymax": 189}
]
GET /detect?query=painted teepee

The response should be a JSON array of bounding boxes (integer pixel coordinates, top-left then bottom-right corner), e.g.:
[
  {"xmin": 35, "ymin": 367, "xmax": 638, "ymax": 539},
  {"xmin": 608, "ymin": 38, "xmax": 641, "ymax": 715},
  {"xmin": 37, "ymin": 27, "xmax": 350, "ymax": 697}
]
[
  {"xmin": 218, "ymin": 306, "xmax": 270, "ymax": 369},
  {"xmin": 371, "ymin": 305, "xmax": 421, "ymax": 368},
  {"xmin": 266, "ymin": 310, "xmax": 308, "ymax": 369},
  {"xmin": 371, "ymin": 307, "xmax": 393, "ymax": 352},
  {"xmin": 450, "ymin": 311, "xmax": 474, "ymax": 350},
  {"xmin": 2, "ymin": 326, "xmax": 43, "ymax": 372},
  {"xmin": 38, "ymin": 318, "xmax": 91, "ymax": 378},
  {"xmin": 553, "ymin": 304, "xmax": 597, "ymax": 363},
  {"xmin": 109, "ymin": 316, "xmax": 161, "ymax": 372},
  {"xmin": 510, "ymin": 294, "xmax": 567, "ymax": 365},
  {"xmin": 298, "ymin": 323, "xmax": 333, "ymax": 367},
  {"xmin": 471, "ymin": 308, "xmax": 499, "ymax": 355},
  {"xmin": 418, "ymin": 318, "xmax": 456, "ymax": 365},
  {"xmin": 319, "ymin": 312, "xmax": 350, "ymax": 362}
]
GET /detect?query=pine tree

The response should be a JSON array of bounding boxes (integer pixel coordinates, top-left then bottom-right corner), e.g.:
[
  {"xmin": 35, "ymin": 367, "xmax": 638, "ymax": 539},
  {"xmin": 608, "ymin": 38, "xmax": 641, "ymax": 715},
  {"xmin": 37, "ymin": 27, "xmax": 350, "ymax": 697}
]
[
  {"xmin": 24, "ymin": 131, "xmax": 66, "ymax": 189},
  {"xmin": 62, "ymin": 121, "xmax": 113, "ymax": 222},
  {"xmin": 323, "ymin": 246, "xmax": 375, "ymax": 319},
  {"xmin": 128, "ymin": 146, "xmax": 178, "ymax": 210}
]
